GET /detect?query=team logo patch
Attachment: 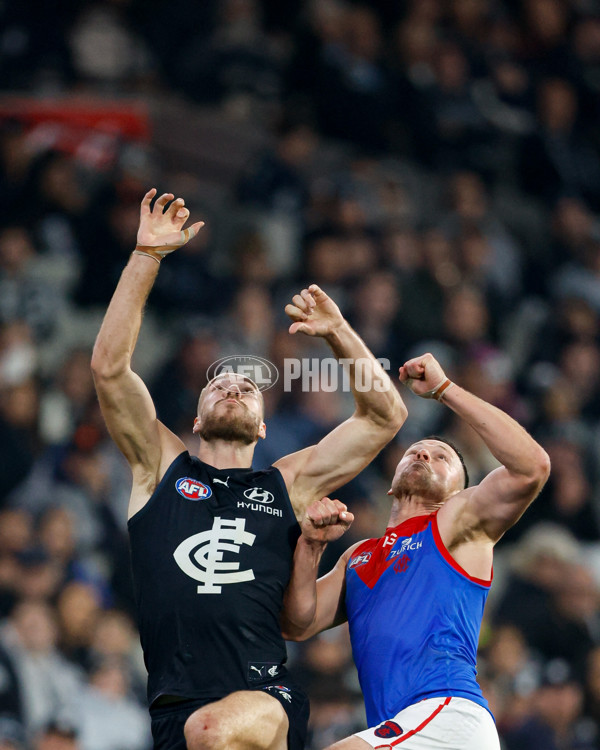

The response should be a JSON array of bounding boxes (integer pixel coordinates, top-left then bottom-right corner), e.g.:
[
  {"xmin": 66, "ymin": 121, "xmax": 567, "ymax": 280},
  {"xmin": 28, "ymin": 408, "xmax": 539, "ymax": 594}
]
[
  {"xmin": 175, "ymin": 477, "xmax": 212, "ymax": 501},
  {"xmin": 374, "ymin": 721, "xmax": 403, "ymax": 738},
  {"xmin": 173, "ymin": 517, "xmax": 255, "ymax": 593},
  {"xmin": 393, "ymin": 554, "xmax": 411, "ymax": 573}
]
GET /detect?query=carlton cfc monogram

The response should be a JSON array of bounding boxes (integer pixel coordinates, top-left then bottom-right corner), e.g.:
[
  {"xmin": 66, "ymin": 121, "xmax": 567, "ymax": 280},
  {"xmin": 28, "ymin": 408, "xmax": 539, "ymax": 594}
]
[{"xmin": 173, "ymin": 517, "xmax": 255, "ymax": 593}]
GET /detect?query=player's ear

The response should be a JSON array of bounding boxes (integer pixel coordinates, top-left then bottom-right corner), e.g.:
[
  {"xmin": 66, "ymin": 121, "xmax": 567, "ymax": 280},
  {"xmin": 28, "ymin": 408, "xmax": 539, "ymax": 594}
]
[
  {"xmin": 258, "ymin": 421, "xmax": 266, "ymax": 440},
  {"xmin": 193, "ymin": 416, "xmax": 202, "ymax": 434}
]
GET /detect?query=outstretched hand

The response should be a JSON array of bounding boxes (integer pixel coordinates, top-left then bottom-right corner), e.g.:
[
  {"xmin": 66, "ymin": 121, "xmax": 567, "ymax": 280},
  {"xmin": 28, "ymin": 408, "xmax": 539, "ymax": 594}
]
[
  {"xmin": 285, "ymin": 285, "xmax": 345, "ymax": 338},
  {"xmin": 301, "ymin": 497, "xmax": 354, "ymax": 545},
  {"xmin": 399, "ymin": 352, "xmax": 449, "ymax": 398},
  {"xmin": 136, "ymin": 188, "xmax": 204, "ymax": 259}
]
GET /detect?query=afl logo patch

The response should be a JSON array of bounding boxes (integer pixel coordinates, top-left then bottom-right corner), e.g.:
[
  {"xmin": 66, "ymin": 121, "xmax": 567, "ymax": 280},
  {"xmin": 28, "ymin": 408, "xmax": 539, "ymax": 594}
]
[{"xmin": 175, "ymin": 477, "xmax": 212, "ymax": 501}]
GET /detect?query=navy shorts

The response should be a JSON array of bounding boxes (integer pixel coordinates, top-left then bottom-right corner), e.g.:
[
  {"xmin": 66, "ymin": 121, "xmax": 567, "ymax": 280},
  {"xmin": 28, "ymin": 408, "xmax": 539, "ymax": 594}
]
[{"xmin": 149, "ymin": 679, "xmax": 309, "ymax": 750}]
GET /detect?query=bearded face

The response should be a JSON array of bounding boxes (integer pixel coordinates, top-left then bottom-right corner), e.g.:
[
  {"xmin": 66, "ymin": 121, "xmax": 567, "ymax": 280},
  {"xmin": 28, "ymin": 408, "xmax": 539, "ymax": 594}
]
[
  {"xmin": 392, "ymin": 461, "xmax": 447, "ymax": 501},
  {"xmin": 195, "ymin": 373, "xmax": 265, "ymax": 445},
  {"xmin": 197, "ymin": 404, "xmax": 262, "ymax": 445}
]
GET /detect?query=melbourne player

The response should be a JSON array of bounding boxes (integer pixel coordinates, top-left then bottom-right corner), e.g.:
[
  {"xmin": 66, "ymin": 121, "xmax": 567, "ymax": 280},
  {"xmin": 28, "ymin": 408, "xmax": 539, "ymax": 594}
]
[
  {"xmin": 91, "ymin": 189, "xmax": 407, "ymax": 750},
  {"xmin": 282, "ymin": 352, "xmax": 550, "ymax": 750}
]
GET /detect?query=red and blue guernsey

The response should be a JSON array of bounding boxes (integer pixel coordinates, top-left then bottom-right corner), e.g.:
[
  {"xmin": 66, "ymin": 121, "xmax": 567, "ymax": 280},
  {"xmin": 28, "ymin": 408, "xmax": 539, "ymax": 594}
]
[{"xmin": 345, "ymin": 512, "xmax": 492, "ymax": 727}]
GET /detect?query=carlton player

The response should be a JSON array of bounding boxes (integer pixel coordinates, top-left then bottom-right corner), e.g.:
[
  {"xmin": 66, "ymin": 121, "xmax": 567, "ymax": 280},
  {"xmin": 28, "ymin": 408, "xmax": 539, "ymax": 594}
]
[
  {"xmin": 282, "ymin": 352, "xmax": 550, "ymax": 750},
  {"xmin": 91, "ymin": 189, "xmax": 407, "ymax": 750}
]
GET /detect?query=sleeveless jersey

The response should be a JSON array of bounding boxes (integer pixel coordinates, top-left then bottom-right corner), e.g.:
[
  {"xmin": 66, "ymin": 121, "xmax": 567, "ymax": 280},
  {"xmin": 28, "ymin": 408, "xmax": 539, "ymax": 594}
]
[
  {"xmin": 128, "ymin": 451, "xmax": 301, "ymax": 706},
  {"xmin": 345, "ymin": 512, "xmax": 492, "ymax": 727}
]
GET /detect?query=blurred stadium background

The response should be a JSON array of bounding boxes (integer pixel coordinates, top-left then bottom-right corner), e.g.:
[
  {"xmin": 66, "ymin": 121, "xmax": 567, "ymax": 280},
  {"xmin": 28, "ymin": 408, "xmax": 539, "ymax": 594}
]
[{"xmin": 1, "ymin": 0, "xmax": 600, "ymax": 748}]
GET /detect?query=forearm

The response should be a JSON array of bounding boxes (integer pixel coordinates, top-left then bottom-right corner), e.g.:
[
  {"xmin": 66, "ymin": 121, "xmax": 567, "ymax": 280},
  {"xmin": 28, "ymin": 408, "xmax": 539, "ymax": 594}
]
[
  {"xmin": 325, "ymin": 322, "xmax": 406, "ymax": 426},
  {"xmin": 281, "ymin": 538, "xmax": 326, "ymax": 641},
  {"xmin": 440, "ymin": 384, "xmax": 548, "ymax": 477},
  {"xmin": 91, "ymin": 253, "xmax": 159, "ymax": 377}
]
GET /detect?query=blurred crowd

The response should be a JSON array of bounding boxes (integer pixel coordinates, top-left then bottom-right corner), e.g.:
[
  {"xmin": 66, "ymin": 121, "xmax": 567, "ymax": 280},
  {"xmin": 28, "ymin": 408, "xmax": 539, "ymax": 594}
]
[{"xmin": 1, "ymin": 0, "xmax": 600, "ymax": 748}]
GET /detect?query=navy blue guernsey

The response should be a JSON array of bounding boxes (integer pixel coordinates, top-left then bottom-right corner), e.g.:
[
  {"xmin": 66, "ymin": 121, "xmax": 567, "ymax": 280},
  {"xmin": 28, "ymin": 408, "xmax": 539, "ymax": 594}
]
[{"xmin": 128, "ymin": 451, "xmax": 301, "ymax": 706}]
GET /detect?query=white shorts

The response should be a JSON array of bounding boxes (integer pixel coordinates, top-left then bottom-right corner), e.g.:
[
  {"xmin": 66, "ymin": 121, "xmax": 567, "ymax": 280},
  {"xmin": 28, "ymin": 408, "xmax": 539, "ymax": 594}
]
[{"xmin": 355, "ymin": 697, "xmax": 500, "ymax": 750}]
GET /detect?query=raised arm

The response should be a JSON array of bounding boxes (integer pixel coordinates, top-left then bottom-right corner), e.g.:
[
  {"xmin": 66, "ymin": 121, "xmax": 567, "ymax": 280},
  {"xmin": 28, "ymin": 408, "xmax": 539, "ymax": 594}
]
[
  {"xmin": 281, "ymin": 497, "xmax": 357, "ymax": 641},
  {"xmin": 400, "ymin": 353, "xmax": 551, "ymax": 542},
  {"xmin": 91, "ymin": 189, "xmax": 204, "ymax": 516},
  {"xmin": 274, "ymin": 286, "xmax": 407, "ymax": 517}
]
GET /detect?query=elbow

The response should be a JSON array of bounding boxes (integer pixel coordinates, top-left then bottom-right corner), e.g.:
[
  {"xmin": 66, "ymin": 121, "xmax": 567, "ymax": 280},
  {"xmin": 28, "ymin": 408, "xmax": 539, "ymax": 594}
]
[
  {"xmin": 384, "ymin": 385, "xmax": 408, "ymax": 431},
  {"xmin": 522, "ymin": 446, "xmax": 551, "ymax": 497},
  {"xmin": 535, "ymin": 447, "xmax": 551, "ymax": 486},
  {"xmin": 363, "ymin": 391, "xmax": 408, "ymax": 433},
  {"xmin": 392, "ymin": 398, "xmax": 408, "ymax": 430},
  {"xmin": 280, "ymin": 621, "xmax": 313, "ymax": 642},
  {"xmin": 90, "ymin": 349, "xmax": 105, "ymax": 378},
  {"xmin": 91, "ymin": 344, "xmax": 128, "ymax": 381},
  {"xmin": 282, "ymin": 629, "xmax": 311, "ymax": 643}
]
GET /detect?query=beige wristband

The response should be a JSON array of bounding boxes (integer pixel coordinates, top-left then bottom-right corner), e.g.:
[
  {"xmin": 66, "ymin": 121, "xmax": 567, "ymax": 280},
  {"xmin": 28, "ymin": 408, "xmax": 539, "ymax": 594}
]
[
  {"xmin": 133, "ymin": 248, "xmax": 161, "ymax": 265},
  {"xmin": 432, "ymin": 379, "xmax": 454, "ymax": 401}
]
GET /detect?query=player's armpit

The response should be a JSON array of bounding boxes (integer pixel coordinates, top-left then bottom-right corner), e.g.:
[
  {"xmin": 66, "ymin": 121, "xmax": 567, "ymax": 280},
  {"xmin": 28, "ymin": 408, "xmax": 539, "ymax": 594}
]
[{"xmin": 275, "ymin": 414, "xmax": 395, "ymax": 516}]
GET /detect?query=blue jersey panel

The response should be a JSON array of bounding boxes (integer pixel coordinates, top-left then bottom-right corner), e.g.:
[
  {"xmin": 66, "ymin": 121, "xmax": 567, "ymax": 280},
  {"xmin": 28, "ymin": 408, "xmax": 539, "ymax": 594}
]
[{"xmin": 345, "ymin": 513, "xmax": 491, "ymax": 727}]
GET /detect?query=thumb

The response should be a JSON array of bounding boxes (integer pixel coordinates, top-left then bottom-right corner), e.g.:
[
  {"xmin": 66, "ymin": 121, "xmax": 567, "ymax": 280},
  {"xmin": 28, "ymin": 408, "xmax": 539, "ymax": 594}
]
[
  {"xmin": 289, "ymin": 321, "xmax": 312, "ymax": 335},
  {"xmin": 182, "ymin": 221, "xmax": 204, "ymax": 243}
]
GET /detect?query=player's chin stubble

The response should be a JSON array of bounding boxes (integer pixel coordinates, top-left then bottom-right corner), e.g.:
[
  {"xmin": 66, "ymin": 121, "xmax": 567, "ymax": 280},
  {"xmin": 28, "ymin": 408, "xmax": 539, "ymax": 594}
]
[
  {"xmin": 395, "ymin": 465, "xmax": 444, "ymax": 501},
  {"xmin": 198, "ymin": 411, "xmax": 259, "ymax": 445}
]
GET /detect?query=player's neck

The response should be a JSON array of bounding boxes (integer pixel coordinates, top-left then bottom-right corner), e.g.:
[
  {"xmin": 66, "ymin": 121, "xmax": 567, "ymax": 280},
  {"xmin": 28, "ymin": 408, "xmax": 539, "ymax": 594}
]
[
  {"xmin": 387, "ymin": 494, "xmax": 444, "ymax": 528},
  {"xmin": 197, "ymin": 439, "xmax": 256, "ymax": 469}
]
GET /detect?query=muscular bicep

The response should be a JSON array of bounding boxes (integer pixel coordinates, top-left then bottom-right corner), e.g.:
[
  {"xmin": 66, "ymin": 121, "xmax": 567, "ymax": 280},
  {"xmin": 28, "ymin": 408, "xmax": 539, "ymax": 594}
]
[
  {"xmin": 93, "ymin": 368, "xmax": 162, "ymax": 471},
  {"xmin": 276, "ymin": 415, "xmax": 396, "ymax": 514},
  {"xmin": 462, "ymin": 464, "xmax": 549, "ymax": 542}
]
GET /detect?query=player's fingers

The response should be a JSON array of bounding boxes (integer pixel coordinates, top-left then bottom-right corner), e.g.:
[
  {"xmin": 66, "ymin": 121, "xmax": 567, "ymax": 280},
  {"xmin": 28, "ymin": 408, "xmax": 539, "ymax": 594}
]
[
  {"xmin": 402, "ymin": 358, "xmax": 424, "ymax": 379},
  {"xmin": 306, "ymin": 510, "xmax": 326, "ymax": 527},
  {"xmin": 320, "ymin": 497, "xmax": 343, "ymax": 516},
  {"xmin": 315, "ymin": 499, "xmax": 335, "ymax": 522},
  {"xmin": 140, "ymin": 188, "xmax": 157, "ymax": 213},
  {"xmin": 155, "ymin": 192, "xmax": 174, "ymax": 212},
  {"xmin": 340, "ymin": 511, "xmax": 354, "ymax": 529},
  {"xmin": 176, "ymin": 207, "xmax": 190, "ymax": 223},
  {"xmin": 308, "ymin": 283, "xmax": 328, "ymax": 300},
  {"xmin": 291, "ymin": 294, "xmax": 310, "ymax": 314},
  {"xmin": 305, "ymin": 499, "xmax": 323, "ymax": 523},
  {"xmin": 285, "ymin": 303, "xmax": 308, "ymax": 321},
  {"xmin": 300, "ymin": 288, "xmax": 316, "ymax": 309},
  {"xmin": 165, "ymin": 197, "xmax": 185, "ymax": 220}
]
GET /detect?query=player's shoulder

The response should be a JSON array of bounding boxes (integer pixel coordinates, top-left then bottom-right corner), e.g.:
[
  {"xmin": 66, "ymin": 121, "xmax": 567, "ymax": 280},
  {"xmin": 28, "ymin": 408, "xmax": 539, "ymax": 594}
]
[
  {"xmin": 342, "ymin": 538, "xmax": 373, "ymax": 566},
  {"xmin": 437, "ymin": 486, "xmax": 489, "ymax": 546}
]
